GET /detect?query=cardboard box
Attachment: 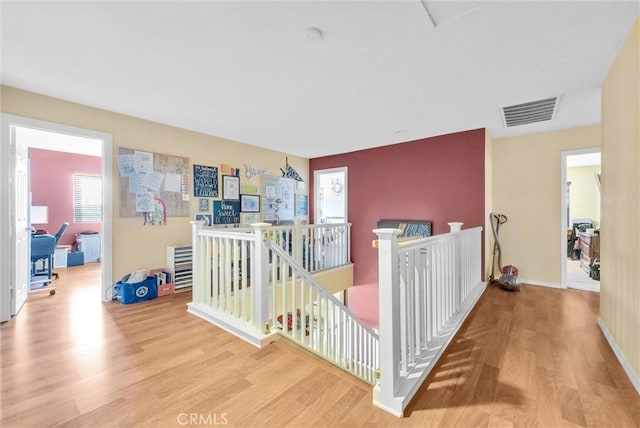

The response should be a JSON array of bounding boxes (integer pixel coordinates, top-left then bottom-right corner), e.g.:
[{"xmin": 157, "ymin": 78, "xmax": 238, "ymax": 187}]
[{"xmin": 158, "ymin": 282, "xmax": 175, "ymax": 296}]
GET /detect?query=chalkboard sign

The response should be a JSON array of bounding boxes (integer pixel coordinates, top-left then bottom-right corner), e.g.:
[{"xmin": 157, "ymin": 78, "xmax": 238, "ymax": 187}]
[
  {"xmin": 193, "ymin": 164, "xmax": 218, "ymax": 197},
  {"xmin": 377, "ymin": 220, "xmax": 432, "ymax": 238},
  {"xmin": 213, "ymin": 200, "xmax": 240, "ymax": 224}
]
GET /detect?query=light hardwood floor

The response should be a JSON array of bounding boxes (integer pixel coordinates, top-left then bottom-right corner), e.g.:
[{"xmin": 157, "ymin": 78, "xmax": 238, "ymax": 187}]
[{"xmin": 1, "ymin": 264, "xmax": 638, "ymax": 427}]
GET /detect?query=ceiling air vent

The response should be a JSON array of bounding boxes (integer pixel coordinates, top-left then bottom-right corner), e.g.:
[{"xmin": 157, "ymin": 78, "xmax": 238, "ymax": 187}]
[{"xmin": 501, "ymin": 96, "xmax": 560, "ymax": 127}]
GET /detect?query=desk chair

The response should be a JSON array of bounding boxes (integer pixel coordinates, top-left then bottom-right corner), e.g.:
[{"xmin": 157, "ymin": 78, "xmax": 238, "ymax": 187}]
[{"xmin": 30, "ymin": 222, "xmax": 69, "ymax": 295}]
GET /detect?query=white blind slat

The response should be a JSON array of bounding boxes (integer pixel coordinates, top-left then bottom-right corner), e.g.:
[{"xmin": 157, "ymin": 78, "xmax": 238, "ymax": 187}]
[{"xmin": 74, "ymin": 174, "xmax": 102, "ymax": 223}]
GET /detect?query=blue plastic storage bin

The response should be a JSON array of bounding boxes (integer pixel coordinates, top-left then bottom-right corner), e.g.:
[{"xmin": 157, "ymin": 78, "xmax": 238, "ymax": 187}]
[
  {"xmin": 114, "ymin": 276, "xmax": 157, "ymax": 304},
  {"xmin": 67, "ymin": 251, "xmax": 85, "ymax": 267}
]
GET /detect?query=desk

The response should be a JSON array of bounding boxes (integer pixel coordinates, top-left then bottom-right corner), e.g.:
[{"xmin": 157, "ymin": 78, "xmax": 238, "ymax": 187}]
[
  {"xmin": 31, "ymin": 234, "xmax": 55, "ymax": 279},
  {"xmin": 54, "ymin": 245, "xmax": 72, "ymax": 268},
  {"xmin": 579, "ymin": 232, "xmax": 600, "ymax": 273}
]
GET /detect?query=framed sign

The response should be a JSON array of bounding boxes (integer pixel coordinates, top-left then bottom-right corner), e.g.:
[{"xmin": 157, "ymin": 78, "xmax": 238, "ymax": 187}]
[
  {"xmin": 194, "ymin": 213, "xmax": 213, "ymax": 227},
  {"xmin": 222, "ymin": 175, "xmax": 240, "ymax": 200},
  {"xmin": 262, "ymin": 176, "xmax": 295, "ymax": 223},
  {"xmin": 242, "ymin": 213, "xmax": 258, "ymax": 226},
  {"xmin": 240, "ymin": 194, "xmax": 260, "ymax": 213},
  {"xmin": 193, "ymin": 164, "xmax": 218, "ymax": 197},
  {"xmin": 295, "ymin": 194, "xmax": 308, "ymax": 216},
  {"xmin": 213, "ymin": 200, "xmax": 240, "ymax": 224}
]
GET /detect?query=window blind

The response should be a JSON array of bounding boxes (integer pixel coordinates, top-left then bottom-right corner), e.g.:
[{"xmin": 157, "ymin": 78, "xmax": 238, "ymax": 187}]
[{"xmin": 74, "ymin": 174, "xmax": 102, "ymax": 223}]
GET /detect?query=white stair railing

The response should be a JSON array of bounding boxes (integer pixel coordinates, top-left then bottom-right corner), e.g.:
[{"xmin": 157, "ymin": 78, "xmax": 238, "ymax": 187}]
[
  {"xmin": 189, "ymin": 223, "xmax": 270, "ymax": 340},
  {"xmin": 189, "ymin": 220, "xmax": 484, "ymax": 416},
  {"xmin": 266, "ymin": 239, "xmax": 379, "ymax": 384},
  {"xmin": 373, "ymin": 225, "xmax": 485, "ymax": 417},
  {"xmin": 188, "ymin": 221, "xmax": 353, "ymax": 347},
  {"xmin": 262, "ymin": 221, "xmax": 351, "ymax": 273}
]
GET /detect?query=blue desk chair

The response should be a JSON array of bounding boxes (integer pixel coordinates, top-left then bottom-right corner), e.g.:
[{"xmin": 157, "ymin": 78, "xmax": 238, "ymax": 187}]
[{"xmin": 30, "ymin": 222, "xmax": 69, "ymax": 294}]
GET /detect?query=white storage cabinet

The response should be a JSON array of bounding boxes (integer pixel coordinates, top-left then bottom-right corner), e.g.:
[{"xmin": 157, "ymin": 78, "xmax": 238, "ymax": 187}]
[
  {"xmin": 167, "ymin": 245, "xmax": 193, "ymax": 291},
  {"xmin": 77, "ymin": 233, "xmax": 101, "ymax": 262}
]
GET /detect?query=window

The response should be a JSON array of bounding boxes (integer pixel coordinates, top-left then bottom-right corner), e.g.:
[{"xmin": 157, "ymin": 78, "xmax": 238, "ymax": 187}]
[{"xmin": 74, "ymin": 174, "xmax": 102, "ymax": 223}]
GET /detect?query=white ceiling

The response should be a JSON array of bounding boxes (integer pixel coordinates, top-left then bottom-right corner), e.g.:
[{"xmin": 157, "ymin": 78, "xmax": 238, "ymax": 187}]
[{"xmin": 1, "ymin": 1, "xmax": 637, "ymax": 158}]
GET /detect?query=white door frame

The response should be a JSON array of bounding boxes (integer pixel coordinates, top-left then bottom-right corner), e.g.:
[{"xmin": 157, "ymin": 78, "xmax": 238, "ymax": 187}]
[
  {"xmin": 560, "ymin": 147, "xmax": 601, "ymax": 289},
  {"xmin": 0, "ymin": 114, "xmax": 114, "ymax": 322},
  {"xmin": 314, "ymin": 167, "xmax": 348, "ymax": 224}
]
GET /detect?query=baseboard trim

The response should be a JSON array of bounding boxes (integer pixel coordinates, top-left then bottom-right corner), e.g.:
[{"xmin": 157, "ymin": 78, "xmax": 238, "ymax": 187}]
[
  {"xmin": 187, "ymin": 302, "xmax": 279, "ymax": 348},
  {"xmin": 597, "ymin": 318, "xmax": 640, "ymax": 396},
  {"xmin": 519, "ymin": 279, "xmax": 564, "ymax": 289}
]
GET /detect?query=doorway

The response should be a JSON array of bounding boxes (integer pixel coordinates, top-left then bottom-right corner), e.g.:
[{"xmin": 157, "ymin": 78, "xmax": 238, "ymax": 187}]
[
  {"xmin": 314, "ymin": 167, "xmax": 347, "ymax": 224},
  {"xmin": 23, "ymin": 126, "xmax": 103, "ymax": 292},
  {"xmin": 0, "ymin": 114, "xmax": 113, "ymax": 322},
  {"xmin": 561, "ymin": 148, "xmax": 601, "ymax": 292}
]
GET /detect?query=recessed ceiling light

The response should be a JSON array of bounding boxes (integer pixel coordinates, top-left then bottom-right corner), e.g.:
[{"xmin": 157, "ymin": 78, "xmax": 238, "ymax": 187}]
[{"xmin": 303, "ymin": 27, "xmax": 323, "ymax": 42}]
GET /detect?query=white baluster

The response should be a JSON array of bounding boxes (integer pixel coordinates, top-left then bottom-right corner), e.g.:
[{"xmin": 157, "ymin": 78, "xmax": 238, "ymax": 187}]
[{"xmin": 191, "ymin": 221, "xmax": 203, "ymax": 304}]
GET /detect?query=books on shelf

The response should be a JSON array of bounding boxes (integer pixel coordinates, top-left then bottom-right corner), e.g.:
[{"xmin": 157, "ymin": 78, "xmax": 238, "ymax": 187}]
[{"xmin": 150, "ymin": 268, "xmax": 172, "ymax": 287}]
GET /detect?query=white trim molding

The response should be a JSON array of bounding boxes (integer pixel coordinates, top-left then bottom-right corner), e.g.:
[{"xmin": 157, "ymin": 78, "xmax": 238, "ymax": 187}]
[
  {"xmin": 0, "ymin": 115, "xmax": 13, "ymax": 321},
  {"xmin": 0, "ymin": 114, "xmax": 113, "ymax": 319},
  {"xmin": 519, "ymin": 279, "xmax": 564, "ymax": 289},
  {"xmin": 597, "ymin": 318, "xmax": 640, "ymax": 395},
  {"xmin": 187, "ymin": 302, "xmax": 279, "ymax": 348}
]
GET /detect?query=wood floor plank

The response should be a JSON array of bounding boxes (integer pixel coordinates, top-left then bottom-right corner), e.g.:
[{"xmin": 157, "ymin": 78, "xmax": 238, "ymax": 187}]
[{"xmin": 1, "ymin": 265, "xmax": 638, "ymax": 427}]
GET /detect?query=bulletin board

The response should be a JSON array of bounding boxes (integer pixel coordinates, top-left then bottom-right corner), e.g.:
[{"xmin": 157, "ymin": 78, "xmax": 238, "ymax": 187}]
[
  {"xmin": 118, "ymin": 147, "xmax": 190, "ymax": 217},
  {"xmin": 262, "ymin": 176, "xmax": 295, "ymax": 224}
]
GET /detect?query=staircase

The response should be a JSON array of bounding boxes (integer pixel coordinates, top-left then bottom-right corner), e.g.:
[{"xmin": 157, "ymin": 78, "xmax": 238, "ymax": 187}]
[{"xmin": 187, "ymin": 221, "xmax": 485, "ymax": 416}]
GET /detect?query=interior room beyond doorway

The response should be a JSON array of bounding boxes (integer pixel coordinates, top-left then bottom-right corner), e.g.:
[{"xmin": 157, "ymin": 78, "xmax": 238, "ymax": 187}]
[{"xmin": 565, "ymin": 150, "xmax": 601, "ymax": 292}]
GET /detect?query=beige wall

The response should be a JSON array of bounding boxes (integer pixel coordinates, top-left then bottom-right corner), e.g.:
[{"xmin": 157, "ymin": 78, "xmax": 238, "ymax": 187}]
[
  {"xmin": 567, "ymin": 165, "xmax": 601, "ymax": 228},
  {"xmin": 1, "ymin": 85, "xmax": 308, "ymax": 281},
  {"xmin": 492, "ymin": 125, "xmax": 601, "ymax": 286},
  {"xmin": 601, "ymin": 18, "xmax": 640, "ymax": 385}
]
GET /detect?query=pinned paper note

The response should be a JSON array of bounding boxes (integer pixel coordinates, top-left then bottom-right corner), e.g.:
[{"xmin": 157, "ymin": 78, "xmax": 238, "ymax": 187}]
[
  {"xmin": 118, "ymin": 154, "xmax": 135, "ymax": 177},
  {"xmin": 164, "ymin": 173, "xmax": 181, "ymax": 192},
  {"xmin": 134, "ymin": 151, "xmax": 153, "ymax": 174},
  {"xmin": 135, "ymin": 192, "xmax": 155, "ymax": 212},
  {"xmin": 143, "ymin": 170, "xmax": 165, "ymax": 192}
]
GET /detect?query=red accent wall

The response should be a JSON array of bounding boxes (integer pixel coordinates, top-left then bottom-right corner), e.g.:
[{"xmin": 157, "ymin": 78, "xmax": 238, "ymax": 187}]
[
  {"xmin": 29, "ymin": 148, "xmax": 102, "ymax": 246},
  {"xmin": 309, "ymin": 128, "xmax": 486, "ymax": 327}
]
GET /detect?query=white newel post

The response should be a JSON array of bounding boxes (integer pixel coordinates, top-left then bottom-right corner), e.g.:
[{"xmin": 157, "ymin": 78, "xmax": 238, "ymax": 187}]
[
  {"xmin": 448, "ymin": 222, "xmax": 463, "ymax": 232},
  {"xmin": 252, "ymin": 223, "xmax": 272, "ymax": 333},
  {"xmin": 191, "ymin": 221, "xmax": 204, "ymax": 304},
  {"xmin": 374, "ymin": 228, "xmax": 402, "ymax": 412}
]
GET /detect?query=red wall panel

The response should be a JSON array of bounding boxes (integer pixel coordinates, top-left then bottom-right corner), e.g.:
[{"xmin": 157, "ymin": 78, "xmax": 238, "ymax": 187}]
[
  {"xmin": 309, "ymin": 128, "xmax": 486, "ymax": 326},
  {"xmin": 29, "ymin": 148, "xmax": 102, "ymax": 246}
]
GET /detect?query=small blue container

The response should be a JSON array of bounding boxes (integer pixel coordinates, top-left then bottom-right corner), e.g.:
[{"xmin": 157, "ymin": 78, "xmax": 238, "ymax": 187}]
[
  {"xmin": 67, "ymin": 251, "xmax": 85, "ymax": 267},
  {"xmin": 114, "ymin": 276, "xmax": 157, "ymax": 304}
]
